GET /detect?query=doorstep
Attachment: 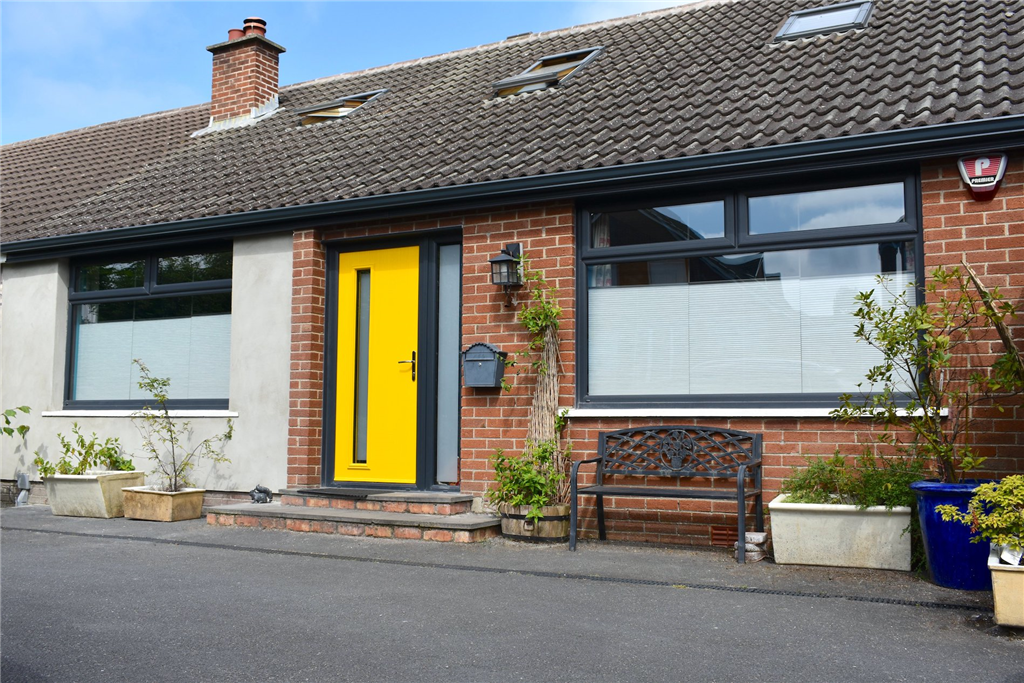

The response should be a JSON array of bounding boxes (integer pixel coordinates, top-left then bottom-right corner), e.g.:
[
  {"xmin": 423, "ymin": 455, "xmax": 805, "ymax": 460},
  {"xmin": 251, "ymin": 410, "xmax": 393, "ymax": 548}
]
[{"xmin": 206, "ymin": 502, "xmax": 500, "ymax": 543}]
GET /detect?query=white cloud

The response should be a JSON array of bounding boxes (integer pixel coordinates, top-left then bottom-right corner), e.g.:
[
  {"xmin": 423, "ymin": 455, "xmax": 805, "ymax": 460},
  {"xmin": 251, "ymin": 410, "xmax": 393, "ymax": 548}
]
[{"xmin": 569, "ymin": 0, "xmax": 706, "ymax": 25}]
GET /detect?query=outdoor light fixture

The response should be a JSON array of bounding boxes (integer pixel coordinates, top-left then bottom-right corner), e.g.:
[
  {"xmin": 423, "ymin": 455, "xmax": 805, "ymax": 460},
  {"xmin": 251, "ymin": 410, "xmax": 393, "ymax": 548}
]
[{"xmin": 489, "ymin": 243, "xmax": 523, "ymax": 307}]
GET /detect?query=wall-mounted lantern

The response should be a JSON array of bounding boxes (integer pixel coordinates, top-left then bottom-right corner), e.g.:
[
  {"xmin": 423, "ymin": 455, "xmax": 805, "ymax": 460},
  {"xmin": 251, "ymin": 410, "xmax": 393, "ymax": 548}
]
[{"xmin": 488, "ymin": 243, "xmax": 523, "ymax": 307}]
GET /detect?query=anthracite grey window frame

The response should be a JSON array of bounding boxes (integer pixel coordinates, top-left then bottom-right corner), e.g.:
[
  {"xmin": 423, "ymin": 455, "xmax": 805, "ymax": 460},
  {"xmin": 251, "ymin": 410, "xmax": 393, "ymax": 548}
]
[
  {"xmin": 773, "ymin": 1, "xmax": 872, "ymax": 42},
  {"xmin": 576, "ymin": 172, "xmax": 922, "ymax": 409},
  {"xmin": 65, "ymin": 245, "xmax": 233, "ymax": 410}
]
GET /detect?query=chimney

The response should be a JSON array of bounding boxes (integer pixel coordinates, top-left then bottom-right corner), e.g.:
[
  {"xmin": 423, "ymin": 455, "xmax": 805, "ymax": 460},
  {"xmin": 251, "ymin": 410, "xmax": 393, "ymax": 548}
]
[{"xmin": 205, "ymin": 17, "xmax": 286, "ymax": 125}]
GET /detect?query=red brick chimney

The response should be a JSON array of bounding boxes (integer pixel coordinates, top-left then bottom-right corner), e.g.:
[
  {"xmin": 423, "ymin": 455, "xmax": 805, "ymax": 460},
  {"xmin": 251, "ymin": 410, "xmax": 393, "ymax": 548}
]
[{"xmin": 205, "ymin": 17, "xmax": 286, "ymax": 126}]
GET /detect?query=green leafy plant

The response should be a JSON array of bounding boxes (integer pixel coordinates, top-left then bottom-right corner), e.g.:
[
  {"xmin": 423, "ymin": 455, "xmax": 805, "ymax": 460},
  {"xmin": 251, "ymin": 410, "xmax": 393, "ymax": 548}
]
[
  {"xmin": 2, "ymin": 406, "xmax": 30, "ymax": 439},
  {"xmin": 781, "ymin": 449, "xmax": 924, "ymax": 509},
  {"xmin": 831, "ymin": 265, "xmax": 1023, "ymax": 483},
  {"xmin": 937, "ymin": 476, "xmax": 1024, "ymax": 553},
  {"xmin": 490, "ymin": 253, "xmax": 573, "ymax": 522},
  {"xmin": 487, "ymin": 440, "xmax": 572, "ymax": 523},
  {"xmin": 33, "ymin": 422, "xmax": 133, "ymax": 477},
  {"xmin": 133, "ymin": 359, "xmax": 232, "ymax": 492}
]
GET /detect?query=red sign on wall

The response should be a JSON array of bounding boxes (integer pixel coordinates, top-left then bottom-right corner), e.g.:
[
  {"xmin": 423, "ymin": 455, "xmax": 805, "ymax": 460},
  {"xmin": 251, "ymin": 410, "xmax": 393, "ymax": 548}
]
[{"xmin": 957, "ymin": 153, "xmax": 1008, "ymax": 201}]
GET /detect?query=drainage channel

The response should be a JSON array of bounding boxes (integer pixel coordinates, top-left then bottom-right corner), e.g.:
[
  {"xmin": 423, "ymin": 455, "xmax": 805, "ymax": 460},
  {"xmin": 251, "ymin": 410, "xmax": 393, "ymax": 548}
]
[{"xmin": 5, "ymin": 525, "xmax": 991, "ymax": 614}]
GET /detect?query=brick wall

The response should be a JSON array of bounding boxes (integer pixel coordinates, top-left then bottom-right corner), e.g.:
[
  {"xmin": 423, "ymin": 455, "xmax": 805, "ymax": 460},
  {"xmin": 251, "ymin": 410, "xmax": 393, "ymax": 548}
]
[
  {"xmin": 210, "ymin": 39, "xmax": 280, "ymax": 122},
  {"xmin": 288, "ymin": 152, "xmax": 1023, "ymax": 547},
  {"xmin": 921, "ymin": 152, "xmax": 1024, "ymax": 476}
]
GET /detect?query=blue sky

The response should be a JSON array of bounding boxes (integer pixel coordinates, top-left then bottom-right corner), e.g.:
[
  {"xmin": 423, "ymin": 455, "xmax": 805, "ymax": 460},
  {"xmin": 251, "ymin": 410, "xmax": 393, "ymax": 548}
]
[{"xmin": 1, "ymin": 1, "xmax": 687, "ymax": 144}]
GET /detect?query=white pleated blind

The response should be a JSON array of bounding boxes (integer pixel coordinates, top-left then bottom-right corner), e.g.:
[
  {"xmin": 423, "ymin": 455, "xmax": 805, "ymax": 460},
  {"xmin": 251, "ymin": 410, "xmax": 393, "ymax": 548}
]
[
  {"xmin": 588, "ymin": 272, "xmax": 911, "ymax": 397},
  {"xmin": 74, "ymin": 315, "xmax": 232, "ymax": 400}
]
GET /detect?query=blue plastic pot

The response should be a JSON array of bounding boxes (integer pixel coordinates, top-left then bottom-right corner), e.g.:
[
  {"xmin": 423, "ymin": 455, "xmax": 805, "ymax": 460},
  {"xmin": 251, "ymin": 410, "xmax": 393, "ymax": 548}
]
[{"xmin": 910, "ymin": 480, "xmax": 992, "ymax": 591}]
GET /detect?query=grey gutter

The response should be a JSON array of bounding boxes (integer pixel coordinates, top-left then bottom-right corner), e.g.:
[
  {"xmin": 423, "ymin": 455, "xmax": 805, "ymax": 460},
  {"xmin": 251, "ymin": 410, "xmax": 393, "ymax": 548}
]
[{"xmin": 4, "ymin": 115, "xmax": 1024, "ymax": 262}]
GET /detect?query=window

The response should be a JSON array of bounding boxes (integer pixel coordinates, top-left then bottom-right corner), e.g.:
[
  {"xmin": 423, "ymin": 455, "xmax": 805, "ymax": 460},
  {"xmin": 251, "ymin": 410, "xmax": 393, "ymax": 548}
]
[
  {"xmin": 67, "ymin": 247, "xmax": 232, "ymax": 408},
  {"xmin": 492, "ymin": 48, "xmax": 601, "ymax": 97},
  {"xmin": 580, "ymin": 177, "xmax": 918, "ymax": 407},
  {"xmin": 294, "ymin": 90, "xmax": 387, "ymax": 126},
  {"xmin": 774, "ymin": 1, "xmax": 872, "ymax": 42}
]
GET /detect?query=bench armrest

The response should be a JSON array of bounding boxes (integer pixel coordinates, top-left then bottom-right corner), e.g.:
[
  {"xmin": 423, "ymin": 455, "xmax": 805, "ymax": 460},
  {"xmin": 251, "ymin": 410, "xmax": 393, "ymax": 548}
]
[{"xmin": 570, "ymin": 456, "xmax": 602, "ymax": 481}]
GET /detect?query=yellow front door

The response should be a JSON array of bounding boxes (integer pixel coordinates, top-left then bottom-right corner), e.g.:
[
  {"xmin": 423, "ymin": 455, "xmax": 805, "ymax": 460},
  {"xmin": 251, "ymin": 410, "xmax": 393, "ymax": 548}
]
[{"xmin": 335, "ymin": 245, "xmax": 419, "ymax": 484}]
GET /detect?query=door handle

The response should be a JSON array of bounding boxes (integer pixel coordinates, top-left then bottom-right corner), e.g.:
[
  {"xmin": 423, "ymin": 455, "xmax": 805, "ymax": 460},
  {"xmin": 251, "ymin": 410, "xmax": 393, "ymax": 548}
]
[{"xmin": 398, "ymin": 351, "xmax": 416, "ymax": 381}]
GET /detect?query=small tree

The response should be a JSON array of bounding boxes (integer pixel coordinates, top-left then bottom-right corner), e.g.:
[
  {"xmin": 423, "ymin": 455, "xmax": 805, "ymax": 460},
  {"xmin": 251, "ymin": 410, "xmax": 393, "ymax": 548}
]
[
  {"xmin": 132, "ymin": 359, "xmax": 232, "ymax": 492},
  {"xmin": 832, "ymin": 265, "xmax": 1022, "ymax": 483}
]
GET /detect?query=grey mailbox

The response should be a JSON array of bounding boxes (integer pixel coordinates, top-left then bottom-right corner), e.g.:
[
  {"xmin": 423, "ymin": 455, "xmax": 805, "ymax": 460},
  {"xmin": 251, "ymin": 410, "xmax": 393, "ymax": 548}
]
[{"xmin": 462, "ymin": 342, "xmax": 508, "ymax": 388}]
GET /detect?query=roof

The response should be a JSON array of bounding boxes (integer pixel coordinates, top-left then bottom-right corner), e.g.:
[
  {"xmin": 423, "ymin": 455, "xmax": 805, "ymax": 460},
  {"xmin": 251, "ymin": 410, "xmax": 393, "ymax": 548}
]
[{"xmin": 3, "ymin": 0, "xmax": 1024, "ymax": 247}]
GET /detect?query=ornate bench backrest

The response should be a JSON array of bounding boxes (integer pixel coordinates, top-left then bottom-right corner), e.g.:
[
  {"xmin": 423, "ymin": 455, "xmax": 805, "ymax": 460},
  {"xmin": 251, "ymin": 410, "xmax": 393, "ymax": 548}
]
[{"xmin": 597, "ymin": 426, "xmax": 761, "ymax": 482}]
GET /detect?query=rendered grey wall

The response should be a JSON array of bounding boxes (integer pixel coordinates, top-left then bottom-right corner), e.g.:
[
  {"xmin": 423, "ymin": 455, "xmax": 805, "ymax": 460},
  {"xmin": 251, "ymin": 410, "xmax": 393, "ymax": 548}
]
[{"xmin": 0, "ymin": 233, "xmax": 293, "ymax": 492}]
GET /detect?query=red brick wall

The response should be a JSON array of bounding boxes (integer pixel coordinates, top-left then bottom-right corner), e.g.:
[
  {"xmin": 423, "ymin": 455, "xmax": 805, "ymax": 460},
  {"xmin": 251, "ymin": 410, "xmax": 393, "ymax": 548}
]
[
  {"xmin": 921, "ymin": 152, "xmax": 1024, "ymax": 477},
  {"xmin": 287, "ymin": 153, "xmax": 1023, "ymax": 546},
  {"xmin": 288, "ymin": 230, "xmax": 326, "ymax": 488},
  {"xmin": 210, "ymin": 40, "xmax": 280, "ymax": 122}
]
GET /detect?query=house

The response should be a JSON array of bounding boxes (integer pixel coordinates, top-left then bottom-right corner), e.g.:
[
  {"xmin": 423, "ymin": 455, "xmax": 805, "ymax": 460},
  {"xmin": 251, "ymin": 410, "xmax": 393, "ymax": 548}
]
[{"xmin": 2, "ymin": 0, "xmax": 1022, "ymax": 545}]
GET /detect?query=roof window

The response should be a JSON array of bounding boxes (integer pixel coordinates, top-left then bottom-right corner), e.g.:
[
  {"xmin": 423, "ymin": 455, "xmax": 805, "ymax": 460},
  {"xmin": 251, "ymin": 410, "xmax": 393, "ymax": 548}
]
[
  {"xmin": 294, "ymin": 90, "xmax": 387, "ymax": 125},
  {"xmin": 774, "ymin": 1, "xmax": 872, "ymax": 42},
  {"xmin": 492, "ymin": 47, "xmax": 601, "ymax": 97}
]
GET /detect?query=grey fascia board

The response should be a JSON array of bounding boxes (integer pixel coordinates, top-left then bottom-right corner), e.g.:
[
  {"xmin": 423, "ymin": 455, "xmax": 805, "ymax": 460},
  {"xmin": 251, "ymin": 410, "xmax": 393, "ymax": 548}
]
[{"xmin": 4, "ymin": 115, "xmax": 1024, "ymax": 261}]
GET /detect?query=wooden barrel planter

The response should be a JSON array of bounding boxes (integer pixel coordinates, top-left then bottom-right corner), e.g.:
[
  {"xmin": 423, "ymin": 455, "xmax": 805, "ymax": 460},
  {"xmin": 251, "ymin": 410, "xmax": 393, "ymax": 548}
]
[{"xmin": 498, "ymin": 504, "xmax": 570, "ymax": 543}]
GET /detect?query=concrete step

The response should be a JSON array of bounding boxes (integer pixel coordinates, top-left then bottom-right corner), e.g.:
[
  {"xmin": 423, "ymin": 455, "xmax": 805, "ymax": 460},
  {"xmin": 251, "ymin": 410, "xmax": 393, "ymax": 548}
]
[
  {"xmin": 278, "ymin": 489, "xmax": 475, "ymax": 516},
  {"xmin": 207, "ymin": 502, "xmax": 501, "ymax": 543}
]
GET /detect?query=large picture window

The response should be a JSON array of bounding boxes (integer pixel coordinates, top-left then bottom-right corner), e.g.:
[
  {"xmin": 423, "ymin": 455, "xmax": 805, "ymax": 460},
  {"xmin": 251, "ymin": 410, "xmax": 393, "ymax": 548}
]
[
  {"xmin": 579, "ymin": 177, "xmax": 918, "ymax": 407},
  {"xmin": 67, "ymin": 247, "xmax": 232, "ymax": 408}
]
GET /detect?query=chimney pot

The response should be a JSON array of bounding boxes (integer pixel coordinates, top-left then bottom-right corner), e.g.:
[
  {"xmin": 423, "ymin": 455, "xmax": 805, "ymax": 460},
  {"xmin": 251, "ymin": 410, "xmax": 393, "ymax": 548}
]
[
  {"xmin": 243, "ymin": 17, "xmax": 267, "ymax": 36},
  {"xmin": 227, "ymin": 28, "xmax": 245, "ymax": 40}
]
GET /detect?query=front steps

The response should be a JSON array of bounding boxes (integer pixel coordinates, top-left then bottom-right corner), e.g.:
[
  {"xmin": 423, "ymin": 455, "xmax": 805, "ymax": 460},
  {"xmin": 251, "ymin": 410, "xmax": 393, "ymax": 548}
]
[{"xmin": 206, "ymin": 489, "xmax": 501, "ymax": 543}]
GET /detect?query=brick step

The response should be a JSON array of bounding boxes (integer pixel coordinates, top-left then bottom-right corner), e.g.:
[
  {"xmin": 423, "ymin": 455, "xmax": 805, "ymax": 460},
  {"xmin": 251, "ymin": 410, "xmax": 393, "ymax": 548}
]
[
  {"xmin": 278, "ymin": 489, "xmax": 475, "ymax": 516},
  {"xmin": 207, "ymin": 502, "xmax": 500, "ymax": 543}
]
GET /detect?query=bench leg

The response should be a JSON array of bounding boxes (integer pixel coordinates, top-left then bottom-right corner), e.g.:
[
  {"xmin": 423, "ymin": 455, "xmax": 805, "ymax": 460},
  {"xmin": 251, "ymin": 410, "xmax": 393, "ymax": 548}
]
[
  {"xmin": 737, "ymin": 475, "xmax": 747, "ymax": 564},
  {"xmin": 570, "ymin": 495, "xmax": 578, "ymax": 551},
  {"xmin": 596, "ymin": 495, "xmax": 606, "ymax": 541},
  {"xmin": 755, "ymin": 466, "xmax": 764, "ymax": 532}
]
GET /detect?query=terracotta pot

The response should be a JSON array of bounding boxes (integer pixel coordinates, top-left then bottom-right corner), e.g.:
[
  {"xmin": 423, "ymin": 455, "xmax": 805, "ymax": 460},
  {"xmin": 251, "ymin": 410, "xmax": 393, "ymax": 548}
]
[
  {"xmin": 122, "ymin": 486, "xmax": 205, "ymax": 522},
  {"xmin": 498, "ymin": 504, "xmax": 570, "ymax": 543}
]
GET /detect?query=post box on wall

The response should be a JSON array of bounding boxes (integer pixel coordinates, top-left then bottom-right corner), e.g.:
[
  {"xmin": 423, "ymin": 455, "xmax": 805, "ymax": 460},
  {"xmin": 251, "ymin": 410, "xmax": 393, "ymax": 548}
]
[{"xmin": 462, "ymin": 342, "xmax": 508, "ymax": 388}]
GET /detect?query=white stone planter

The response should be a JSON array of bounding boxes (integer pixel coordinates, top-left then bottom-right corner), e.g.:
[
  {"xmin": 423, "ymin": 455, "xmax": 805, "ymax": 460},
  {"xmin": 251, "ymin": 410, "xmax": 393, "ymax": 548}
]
[
  {"xmin": 43, "ymin": 471, "xmax": 146, "ymax": 518},
  {"xmin": 768, "ymin": 494, "xmax": 911, "ymax": 571},
  {"xmin": 990, "ymin": 545, "xmax": 1024, "ymax": 628}
]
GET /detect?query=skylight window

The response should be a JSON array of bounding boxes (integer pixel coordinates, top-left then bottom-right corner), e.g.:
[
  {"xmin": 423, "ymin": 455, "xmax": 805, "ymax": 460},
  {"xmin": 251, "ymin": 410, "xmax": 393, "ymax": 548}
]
[
  {"xmin": 774, "ymin": 1, "xmax": 872, "ymax": 42},
  {"xmin": 294, "ymin": 90, "xmax": 387, "ymax": 125},
  {"xmin": 492, "ymin": 47, "xmax": 602, "ymax": 97}
]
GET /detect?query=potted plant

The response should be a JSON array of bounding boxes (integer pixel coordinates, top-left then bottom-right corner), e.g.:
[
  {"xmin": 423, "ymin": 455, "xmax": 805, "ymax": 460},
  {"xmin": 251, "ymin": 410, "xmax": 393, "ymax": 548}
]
[
  {"xmin": 488, "ymin": 255, "xmax": 573, "ymax": 541},
  {"xmin": 832, "ymin": 264, "xmax": 1023, "ymax": 589},
  {"xmin": 33, "ymin": 423, "xmax": 144, "ymax": 518},
  {"xmin": 769, "ymin": 450, "xmax": 924, "ymax": 570},
  {"xmin": 122, "ymin": 360, "xmax": 233, "ymax": 522},
  {"xmin": 938, "ymin": 476, "xmax": 1024, "ymax": 626},
  {"xmin": 488, "ymin": 438, "xmax": 572, "ymax": 542}
]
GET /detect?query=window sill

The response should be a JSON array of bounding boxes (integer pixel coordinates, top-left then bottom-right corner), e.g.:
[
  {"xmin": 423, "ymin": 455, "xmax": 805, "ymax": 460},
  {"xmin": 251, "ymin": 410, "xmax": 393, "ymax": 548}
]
[{"xmin": 42, "ymin": 410, "xmax": 239, "ymax": 419}]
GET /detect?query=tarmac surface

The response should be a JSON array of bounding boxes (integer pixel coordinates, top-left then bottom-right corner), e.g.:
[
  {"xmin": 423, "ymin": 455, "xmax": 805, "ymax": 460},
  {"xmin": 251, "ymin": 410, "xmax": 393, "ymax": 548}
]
[{"xmin": 2, "ymin": 505, "xmax": 1022, "ymax": 682}]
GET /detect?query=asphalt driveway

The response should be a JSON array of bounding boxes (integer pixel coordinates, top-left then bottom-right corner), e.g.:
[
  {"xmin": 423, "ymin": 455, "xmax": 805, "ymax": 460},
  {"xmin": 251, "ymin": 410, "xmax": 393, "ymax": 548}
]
[{"xmin": 2, "ymin": 506, "xmax": 1021, "ymax": 683}]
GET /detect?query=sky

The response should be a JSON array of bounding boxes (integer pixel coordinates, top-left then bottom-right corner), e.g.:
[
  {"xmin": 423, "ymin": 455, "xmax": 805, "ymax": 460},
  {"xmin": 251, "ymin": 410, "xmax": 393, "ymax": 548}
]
[{"xmin": 0, "ymin": 0, "xmax": 692, "ymax": 144}]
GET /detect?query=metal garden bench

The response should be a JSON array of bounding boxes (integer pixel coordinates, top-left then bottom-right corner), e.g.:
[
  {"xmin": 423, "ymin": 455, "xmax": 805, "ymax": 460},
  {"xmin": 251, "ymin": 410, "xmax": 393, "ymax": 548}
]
[{"xmin": 569, "ymin": 426, "xmax": 764, "ymax": 562}]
